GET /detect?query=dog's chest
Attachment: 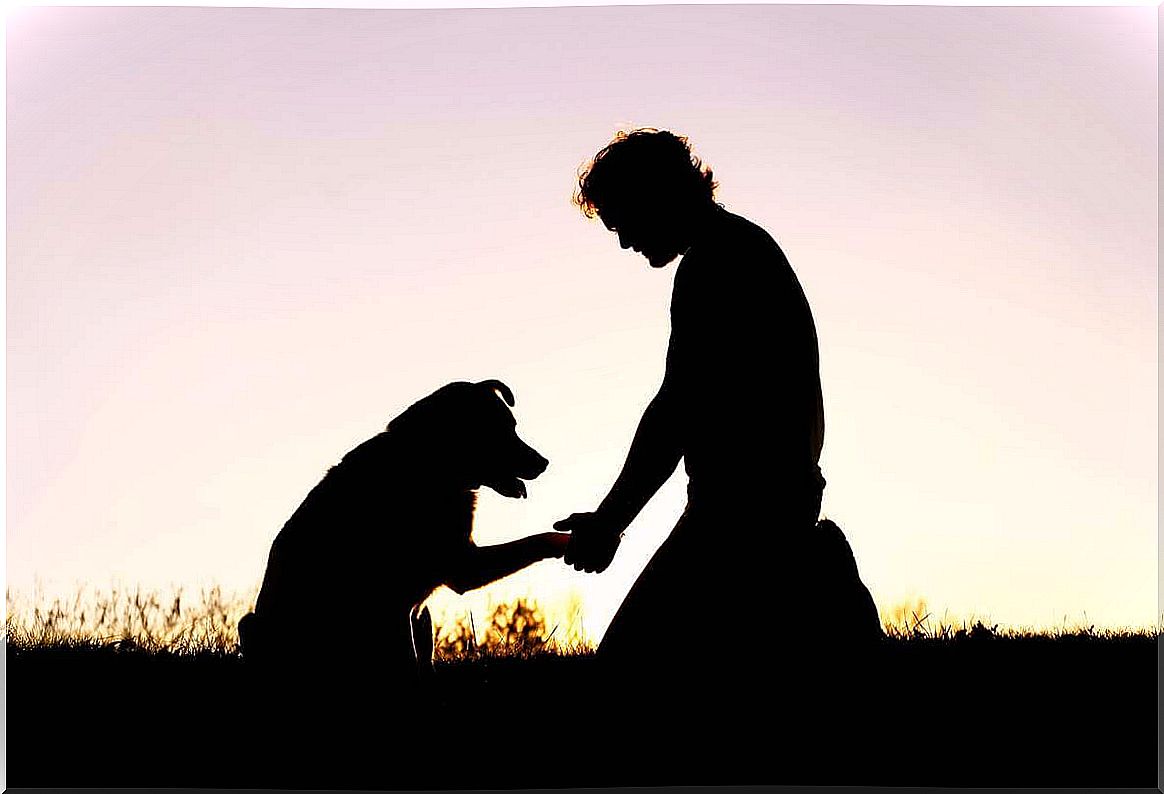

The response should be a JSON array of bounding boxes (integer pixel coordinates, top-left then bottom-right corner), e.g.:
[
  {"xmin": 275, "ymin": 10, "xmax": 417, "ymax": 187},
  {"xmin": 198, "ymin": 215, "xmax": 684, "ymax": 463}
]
[
  {"xmin": 270, "ymin": 477, "xmax": 476, "ymax": 607},
  {"xmin": 355, "ymin": 486, "xmax": 474, "ymax": 574}
]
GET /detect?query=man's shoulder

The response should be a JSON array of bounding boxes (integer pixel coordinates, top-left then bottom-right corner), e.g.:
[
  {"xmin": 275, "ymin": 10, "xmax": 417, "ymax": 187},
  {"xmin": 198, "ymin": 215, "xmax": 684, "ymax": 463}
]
[
  {"xmin": 682, "ymin": 208, "xmax": 790, "ymax": 277},
  {"xmin": 685, "ymin": 207, "xmax": 783, "ymax": 257},
  {"xmin": 719, "ymin": 209, "xmax": 785, "ymax": 254}
]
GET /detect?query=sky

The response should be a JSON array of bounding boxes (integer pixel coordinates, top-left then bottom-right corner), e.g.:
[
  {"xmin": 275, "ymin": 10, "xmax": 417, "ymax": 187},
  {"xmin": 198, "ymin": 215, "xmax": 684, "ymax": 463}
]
[{"xmin": 6, "ymin": 3, "xmax": 1158, "ymax": 642}]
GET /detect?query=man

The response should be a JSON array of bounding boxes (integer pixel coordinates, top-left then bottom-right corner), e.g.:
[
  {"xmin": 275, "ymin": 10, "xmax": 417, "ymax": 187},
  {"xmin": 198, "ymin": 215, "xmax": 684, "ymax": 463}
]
[{"xmin": 556, "ymin": 129, "xmax": 876, "ymax": 683}]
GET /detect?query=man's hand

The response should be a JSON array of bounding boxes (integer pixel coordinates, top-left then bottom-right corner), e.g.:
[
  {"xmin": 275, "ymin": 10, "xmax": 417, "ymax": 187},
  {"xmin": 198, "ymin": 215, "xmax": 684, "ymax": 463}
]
[{"xmin": 553, "ymin": 512, "xmax": 623, "ymax": 573}]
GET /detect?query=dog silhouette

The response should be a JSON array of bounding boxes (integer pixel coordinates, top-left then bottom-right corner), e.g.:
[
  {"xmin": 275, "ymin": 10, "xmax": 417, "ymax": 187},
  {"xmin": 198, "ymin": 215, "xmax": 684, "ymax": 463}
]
[{"xmin": 238, "ymin": 379, "xmax": 566, "ymax": 690}]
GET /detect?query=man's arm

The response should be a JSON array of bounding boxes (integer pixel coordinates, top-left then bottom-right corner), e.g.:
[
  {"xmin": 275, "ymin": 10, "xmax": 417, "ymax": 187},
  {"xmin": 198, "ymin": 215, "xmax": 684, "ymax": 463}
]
[
  {"xmin": 591, "ymin": 380, "xmax": 684, "ymax": 530},
  {"xmin": 444, "ymin": 533, "xmax": 568, "ymax": 594},
  {"xmin": 554, "ymin": 366, "xmax": 684, "ymax": 574},
  {"xmin": 556, "ymin": 257, "xmax": 697, "ymax": 572}
]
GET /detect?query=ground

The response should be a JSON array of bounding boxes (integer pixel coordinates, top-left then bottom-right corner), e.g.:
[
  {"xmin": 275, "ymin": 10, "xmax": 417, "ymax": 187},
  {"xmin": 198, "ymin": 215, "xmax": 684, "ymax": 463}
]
[{"xmin": 5, "ymin": 630, "xmax": 1157, "ymax": 789}]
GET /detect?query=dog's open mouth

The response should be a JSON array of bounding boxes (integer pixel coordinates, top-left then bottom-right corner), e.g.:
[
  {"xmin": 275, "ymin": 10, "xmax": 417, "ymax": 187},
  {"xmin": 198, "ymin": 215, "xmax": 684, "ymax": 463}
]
[{"xmin": 485, "ymin": 476, "xmax": 529, "ymax": 499}]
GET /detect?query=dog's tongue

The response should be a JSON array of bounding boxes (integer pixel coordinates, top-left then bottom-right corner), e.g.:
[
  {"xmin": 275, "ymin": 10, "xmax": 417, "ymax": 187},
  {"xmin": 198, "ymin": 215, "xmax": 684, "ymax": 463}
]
[{"xmin": 490, "ymin": 477, "xmax": 527, "ymax": 499}]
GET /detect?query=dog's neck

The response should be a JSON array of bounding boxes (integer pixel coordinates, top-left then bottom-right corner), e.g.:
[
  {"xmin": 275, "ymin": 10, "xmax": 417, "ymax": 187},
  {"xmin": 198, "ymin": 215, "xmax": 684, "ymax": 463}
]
[{"xmin": 378, "ymin": 433, "xmax": 481, "ymax": 490}]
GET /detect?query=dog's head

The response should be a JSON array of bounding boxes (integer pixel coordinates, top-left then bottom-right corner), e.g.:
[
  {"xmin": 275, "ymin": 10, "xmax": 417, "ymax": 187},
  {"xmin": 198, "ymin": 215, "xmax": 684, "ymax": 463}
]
[{"xmin": 386, "ymin": 379, "xmax": 548, "ymax": 498}]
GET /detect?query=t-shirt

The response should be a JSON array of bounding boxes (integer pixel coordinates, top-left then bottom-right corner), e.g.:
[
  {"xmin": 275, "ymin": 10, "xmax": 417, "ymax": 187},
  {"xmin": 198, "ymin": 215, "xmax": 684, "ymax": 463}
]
[{"xmin": 666, "ymin": 207, "xmax": 825, "ymax": 503}]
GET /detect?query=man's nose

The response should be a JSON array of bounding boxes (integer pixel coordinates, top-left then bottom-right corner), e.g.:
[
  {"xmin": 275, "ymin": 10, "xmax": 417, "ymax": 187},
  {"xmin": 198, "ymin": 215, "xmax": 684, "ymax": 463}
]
[{"xmin": 618, "ymin": 231, "xmax": 632, "ymax": 250}]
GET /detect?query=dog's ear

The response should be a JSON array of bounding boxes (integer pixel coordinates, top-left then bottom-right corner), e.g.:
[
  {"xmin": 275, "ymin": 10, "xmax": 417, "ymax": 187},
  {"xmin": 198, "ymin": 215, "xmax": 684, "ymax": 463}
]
[{"xmin": 476, "ymin": 379, "xmax": 515, "ymax": 407}]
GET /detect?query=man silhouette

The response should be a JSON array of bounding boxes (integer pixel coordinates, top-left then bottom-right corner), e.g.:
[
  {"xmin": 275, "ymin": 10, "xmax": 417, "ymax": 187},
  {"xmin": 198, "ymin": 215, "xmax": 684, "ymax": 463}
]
[{"xmin": 556, "ymin": 129, "xmax": 876, "ymax": 688}]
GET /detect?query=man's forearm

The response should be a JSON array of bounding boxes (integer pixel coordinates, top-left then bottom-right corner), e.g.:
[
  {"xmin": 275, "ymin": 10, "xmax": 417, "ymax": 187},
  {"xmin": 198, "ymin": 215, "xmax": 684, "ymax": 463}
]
[{"xmin": 596, "ymin": 391, "xmax": 683, "ymax": 530}]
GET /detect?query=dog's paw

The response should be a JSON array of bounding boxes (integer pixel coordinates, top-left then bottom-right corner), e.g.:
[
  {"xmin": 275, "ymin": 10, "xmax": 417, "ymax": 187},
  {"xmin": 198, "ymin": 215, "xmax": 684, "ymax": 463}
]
[
  {"xmin": 544, "ymin": 531, "xmax": 571, "ymax": 558},
  {"xmin": 411, "ymin": 606, "xmax": 435, "ymax": 674}
]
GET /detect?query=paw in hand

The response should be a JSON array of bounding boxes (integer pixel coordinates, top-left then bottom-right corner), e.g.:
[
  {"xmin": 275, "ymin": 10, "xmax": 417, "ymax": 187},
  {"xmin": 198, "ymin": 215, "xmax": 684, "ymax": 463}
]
[
  {"xmin": 544, "ymin": 531, "xmax": 571, "ymax": 558},
  {"xmin": 553, "ymin": 512, "xmax": 622, "ymax": 573}
]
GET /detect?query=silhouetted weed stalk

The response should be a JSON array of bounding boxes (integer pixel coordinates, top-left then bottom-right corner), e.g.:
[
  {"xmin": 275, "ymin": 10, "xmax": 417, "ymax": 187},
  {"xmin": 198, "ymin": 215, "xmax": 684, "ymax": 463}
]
[
  {"xmin": 6, "ymin": 585, "xmax": 591, "ymax": 658},
  {"xmin": 433, "ymin": 598, "xmax": 591, "ymax": 661}
]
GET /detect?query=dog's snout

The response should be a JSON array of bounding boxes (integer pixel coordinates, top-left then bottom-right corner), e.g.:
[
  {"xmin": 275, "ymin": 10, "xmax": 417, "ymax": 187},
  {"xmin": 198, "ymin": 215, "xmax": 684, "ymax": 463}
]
[
  {"xmin": 509, "ymin": 433, "xmax": 548, "ymax": 476},
  {"xmin": 520, "ymin": 443, "xmax": 549, "ymax": 478}
]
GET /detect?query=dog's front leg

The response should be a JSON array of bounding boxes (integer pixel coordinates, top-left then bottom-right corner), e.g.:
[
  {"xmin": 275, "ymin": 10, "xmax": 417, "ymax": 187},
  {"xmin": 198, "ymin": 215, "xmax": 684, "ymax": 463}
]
[
  {"xmin": 410, "ymin": 604, "xmax": 434, "ymax": 679},
  {"xmin": 445, "ymin": 533, "xmax": 568, "ymax": 594}
]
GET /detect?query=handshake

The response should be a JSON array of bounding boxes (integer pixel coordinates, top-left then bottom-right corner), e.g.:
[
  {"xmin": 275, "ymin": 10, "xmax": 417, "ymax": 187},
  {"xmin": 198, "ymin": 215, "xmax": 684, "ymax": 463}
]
[
  {"xmin": 458, "ymin": 509, "xmax": 625, "ymax": 597},
  {"xmin": 533, "ymin": 510, "xmax": 624, "ymax": 574}
]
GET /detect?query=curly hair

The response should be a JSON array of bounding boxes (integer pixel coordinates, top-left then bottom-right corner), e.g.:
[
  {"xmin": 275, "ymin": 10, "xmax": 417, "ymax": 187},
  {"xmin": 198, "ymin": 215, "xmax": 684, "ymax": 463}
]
[{"xmin": 573, "ymin": 128, "xmax": 718, "ymax": 220}]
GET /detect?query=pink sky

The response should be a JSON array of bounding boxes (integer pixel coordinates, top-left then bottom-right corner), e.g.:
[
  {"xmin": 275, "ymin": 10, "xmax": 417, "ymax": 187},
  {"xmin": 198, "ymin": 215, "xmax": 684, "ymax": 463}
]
[{"xmin": 7, "ymin": 5, "xmax": 1157, "ymax": 637}]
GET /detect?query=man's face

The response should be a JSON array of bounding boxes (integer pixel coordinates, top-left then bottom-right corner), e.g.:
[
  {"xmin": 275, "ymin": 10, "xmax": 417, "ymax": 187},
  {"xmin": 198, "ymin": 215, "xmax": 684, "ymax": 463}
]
[{"xmin": 599, "ymin": 204, "xmax": 687, "ymax": 269}]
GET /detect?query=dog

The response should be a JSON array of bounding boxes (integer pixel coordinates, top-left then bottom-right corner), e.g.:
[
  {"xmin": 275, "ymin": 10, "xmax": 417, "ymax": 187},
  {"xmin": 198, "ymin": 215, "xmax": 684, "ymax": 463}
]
[{"xmin": 237, "ymin": 379, "xmax": 567, "ymax": 688}]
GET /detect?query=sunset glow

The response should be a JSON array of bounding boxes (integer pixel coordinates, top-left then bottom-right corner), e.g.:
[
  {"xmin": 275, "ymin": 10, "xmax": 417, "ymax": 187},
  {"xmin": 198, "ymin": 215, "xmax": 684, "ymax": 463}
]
[{"xmin": 7, "ymin": 4, "xmax": 1157, "ymax": 645}]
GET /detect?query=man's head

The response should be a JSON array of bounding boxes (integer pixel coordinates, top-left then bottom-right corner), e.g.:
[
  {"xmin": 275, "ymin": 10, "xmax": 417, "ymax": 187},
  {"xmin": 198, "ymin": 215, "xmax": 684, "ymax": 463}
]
[{"xmin": 574, "ymin": 128, "xmax": 718, "ymax": 268}]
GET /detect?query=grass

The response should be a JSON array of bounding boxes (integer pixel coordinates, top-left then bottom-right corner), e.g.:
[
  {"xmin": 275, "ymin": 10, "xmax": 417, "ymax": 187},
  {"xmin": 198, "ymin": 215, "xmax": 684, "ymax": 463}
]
[
  {"xmin": 6, "ymin": 583, "xmax": 248, "ymax": 655},
  {"xmin": 5, "ymin": 586, "xmax": 1159, "ymax": 789},
  {"xmin": 9, "ymin": 583, "xmax": 1154, "ymax": 654},
  {"xmin": 5, "ymin": 584, "xmax": 594, "ymax": 659}
]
